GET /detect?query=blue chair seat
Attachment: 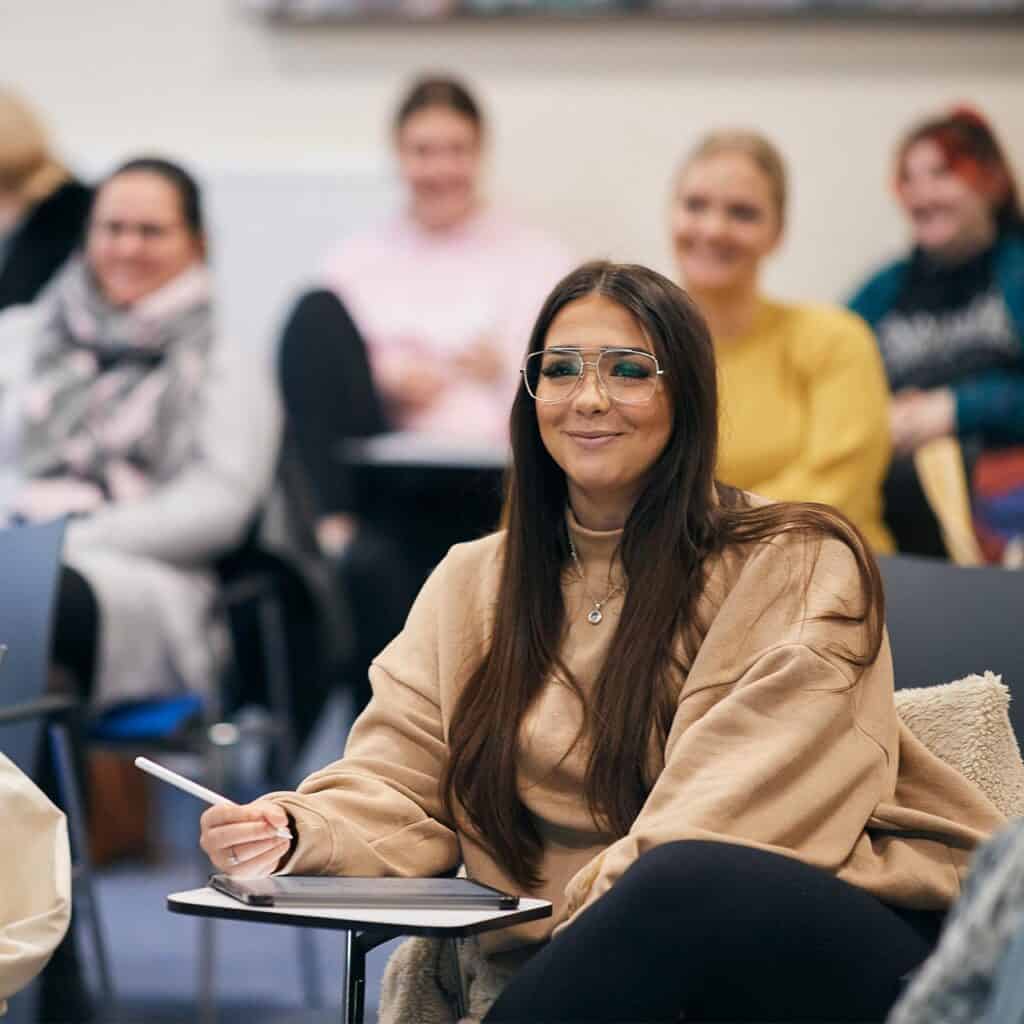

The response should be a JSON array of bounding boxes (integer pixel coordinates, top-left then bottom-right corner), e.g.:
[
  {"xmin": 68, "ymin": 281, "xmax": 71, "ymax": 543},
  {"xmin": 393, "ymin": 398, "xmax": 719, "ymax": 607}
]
[{"xmin": 90, "ymin": 695, "xmax": 204, "ymax": 743}]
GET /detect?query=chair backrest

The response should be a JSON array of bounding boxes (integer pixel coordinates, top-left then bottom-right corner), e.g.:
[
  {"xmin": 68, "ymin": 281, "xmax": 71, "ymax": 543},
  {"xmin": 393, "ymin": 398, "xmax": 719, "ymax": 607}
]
[
  {"xmin": 879, "ymin": 554, "xmax": 1024, "ymax": 743},
  {"xmin": 0, "ymin": 518, "xmax": 66, "ymax": 772}
]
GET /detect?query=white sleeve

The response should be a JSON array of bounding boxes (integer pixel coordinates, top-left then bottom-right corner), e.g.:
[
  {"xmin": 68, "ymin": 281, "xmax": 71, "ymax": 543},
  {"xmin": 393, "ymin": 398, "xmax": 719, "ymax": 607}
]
[{"xmin": 0, "ymin": 753, "xmax": 71, "ymax": 1007}]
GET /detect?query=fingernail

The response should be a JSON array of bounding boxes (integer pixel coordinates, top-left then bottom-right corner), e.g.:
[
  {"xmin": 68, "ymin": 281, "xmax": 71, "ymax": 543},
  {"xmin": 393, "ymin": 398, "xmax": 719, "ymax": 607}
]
[{"xmin": 273, "ymin": 828, "xmax": 292, "ymax": 840}]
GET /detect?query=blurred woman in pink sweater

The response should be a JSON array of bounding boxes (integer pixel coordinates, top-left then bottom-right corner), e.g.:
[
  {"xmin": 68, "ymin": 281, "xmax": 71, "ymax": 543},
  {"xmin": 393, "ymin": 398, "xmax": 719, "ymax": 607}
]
[{"xmin": 279, "ymin": 74, "xmax": 571, "ymax": 711}]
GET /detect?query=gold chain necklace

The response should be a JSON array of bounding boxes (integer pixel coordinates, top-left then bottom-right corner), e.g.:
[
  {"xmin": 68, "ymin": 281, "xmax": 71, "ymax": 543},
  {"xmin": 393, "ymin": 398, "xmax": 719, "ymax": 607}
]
[{"xmin": 567, "ymin": 534, "xmax": 624, "ymax": 625}]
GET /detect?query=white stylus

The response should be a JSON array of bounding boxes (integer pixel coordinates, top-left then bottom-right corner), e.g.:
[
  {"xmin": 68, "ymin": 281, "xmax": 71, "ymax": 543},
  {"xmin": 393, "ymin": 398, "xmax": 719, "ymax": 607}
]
[{"xmin": 134, "ymin": 756, "xmax": 292, "ymax": 839}]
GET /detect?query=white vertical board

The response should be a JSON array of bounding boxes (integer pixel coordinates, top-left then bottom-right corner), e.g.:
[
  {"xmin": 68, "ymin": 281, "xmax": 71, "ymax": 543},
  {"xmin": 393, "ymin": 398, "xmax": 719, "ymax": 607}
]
[{"xmin": 204, "ymin": 161, "xmax": 400, "ymax": 357}]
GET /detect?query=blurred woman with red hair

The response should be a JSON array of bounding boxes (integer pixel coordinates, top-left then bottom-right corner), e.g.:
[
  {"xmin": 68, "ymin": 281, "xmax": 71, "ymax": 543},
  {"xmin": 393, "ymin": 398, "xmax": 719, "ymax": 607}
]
[{"xmin": 850, "ymin": 107, "xmax": 1024, "ymax": 561}]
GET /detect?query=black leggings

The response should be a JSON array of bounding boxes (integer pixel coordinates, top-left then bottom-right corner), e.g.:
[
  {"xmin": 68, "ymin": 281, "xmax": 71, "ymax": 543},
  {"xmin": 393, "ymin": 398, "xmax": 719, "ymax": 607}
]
[
  {"xmin": 883, "ymin": 455, "xmax": 946, "ymax": 559},
  {"xmin": 486, "ymin": 841, "xmax": 943, "ymax": 1023},
  {"xmin": 51, "ymin": 565, "xmax": 100, "ymax": 697},
  {"xmin": 277, "ymin": 288, "xmax": 389, "ymax": 517}
]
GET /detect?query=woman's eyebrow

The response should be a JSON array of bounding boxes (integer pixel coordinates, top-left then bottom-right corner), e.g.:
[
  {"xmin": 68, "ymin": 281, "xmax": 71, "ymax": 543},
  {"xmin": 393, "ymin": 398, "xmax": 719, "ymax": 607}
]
[{"xmin": 543, "ymin": 345, "xmax": 649, "ymax": 354}]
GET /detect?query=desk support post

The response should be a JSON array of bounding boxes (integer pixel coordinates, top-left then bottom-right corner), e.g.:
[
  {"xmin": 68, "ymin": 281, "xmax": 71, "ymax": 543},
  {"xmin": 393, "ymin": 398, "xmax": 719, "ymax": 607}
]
[
  {"xmin": 341, "ymin": 926, "xmax": 404, "ymax": 1024},
  {"xmin": 341, "ymin": 931, "xmax": 363, "ymax": 1024}
]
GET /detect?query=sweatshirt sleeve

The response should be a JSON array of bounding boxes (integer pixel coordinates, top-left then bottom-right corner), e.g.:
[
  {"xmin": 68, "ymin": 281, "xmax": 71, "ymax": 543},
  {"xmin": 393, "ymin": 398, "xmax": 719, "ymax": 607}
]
[
  {"xmin": 751, "ymin": 310, "xmax": 892, "ymax": 546},
  {"xmin": 561, "ymin": 533, "xmax": 895, "ymax": 927},
  {"xmin": 267, "ymin": 554, "xmax": 462, "ymax": 879},
  {"xmin": 63, "ymin": 336, "xmax": 282, "ymax": 566}
]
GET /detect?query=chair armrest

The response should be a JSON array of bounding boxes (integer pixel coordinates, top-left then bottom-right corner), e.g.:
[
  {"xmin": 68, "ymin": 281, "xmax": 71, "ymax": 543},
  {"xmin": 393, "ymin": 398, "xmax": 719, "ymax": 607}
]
[
  {"xmin": 0, "ymin": 694, "xmax": 78, "ymax": 725},
  {"xmin": 214, "ymin": 572, "xmax": 278, "ymax": 611}
]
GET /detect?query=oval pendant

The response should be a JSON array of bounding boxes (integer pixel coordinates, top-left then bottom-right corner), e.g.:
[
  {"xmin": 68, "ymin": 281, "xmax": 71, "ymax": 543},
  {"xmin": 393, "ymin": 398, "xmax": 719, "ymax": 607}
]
[{"xmin": 587, "ymin": 608, "xmax": 603, "ymax": 625}]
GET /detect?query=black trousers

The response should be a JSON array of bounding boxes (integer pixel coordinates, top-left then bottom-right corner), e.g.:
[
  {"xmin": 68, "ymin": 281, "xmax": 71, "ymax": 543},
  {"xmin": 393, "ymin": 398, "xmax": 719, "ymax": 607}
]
[
  {"xmin": 278, "ymin": 288, "xmax": 390, "ymax": 517},
  {"xmin": 486, "ymin": 841, "xmax": 943, "ymax": 1023},
  {"xmin": 883, "ymin": 455, "xmax": 946, "ymax": 559},
  {"xmin": 51, "ymin": 565, "xmax": 99, "ymax": 695}
]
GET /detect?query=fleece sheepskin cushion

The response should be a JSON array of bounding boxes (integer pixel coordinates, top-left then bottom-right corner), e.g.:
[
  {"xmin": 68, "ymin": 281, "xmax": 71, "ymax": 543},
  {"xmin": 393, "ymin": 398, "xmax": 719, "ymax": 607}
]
[{"xmin": 894, "ymin": 671, "xmax": 1024, "ymax": 818}]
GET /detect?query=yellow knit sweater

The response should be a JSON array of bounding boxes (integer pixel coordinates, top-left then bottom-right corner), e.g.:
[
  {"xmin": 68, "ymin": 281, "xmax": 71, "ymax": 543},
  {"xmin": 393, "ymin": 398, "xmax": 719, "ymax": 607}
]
[{"xmin": 715, "ymin": 300, "xmax": 894, "ymax": 552}]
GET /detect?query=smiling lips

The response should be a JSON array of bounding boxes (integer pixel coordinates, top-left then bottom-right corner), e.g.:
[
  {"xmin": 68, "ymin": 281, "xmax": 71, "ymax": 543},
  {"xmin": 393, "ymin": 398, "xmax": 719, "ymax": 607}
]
[{"xmin": 566, "ymin": 431, "xmax": 623, "ymax": 449}]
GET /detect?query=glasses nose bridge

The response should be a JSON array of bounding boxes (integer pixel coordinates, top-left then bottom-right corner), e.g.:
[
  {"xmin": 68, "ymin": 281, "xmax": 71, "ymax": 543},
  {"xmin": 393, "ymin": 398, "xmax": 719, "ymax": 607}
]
[{"xmin": 575, "ymin": 356, "xmax": 610, "ymax": 399}]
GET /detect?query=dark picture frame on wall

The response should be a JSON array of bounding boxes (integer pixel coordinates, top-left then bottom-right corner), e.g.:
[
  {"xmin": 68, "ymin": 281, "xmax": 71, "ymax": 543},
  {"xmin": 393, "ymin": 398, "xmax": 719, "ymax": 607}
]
[{"xmin": 244, "ymin": 0, "xmax": 1024, "ymax": 19}]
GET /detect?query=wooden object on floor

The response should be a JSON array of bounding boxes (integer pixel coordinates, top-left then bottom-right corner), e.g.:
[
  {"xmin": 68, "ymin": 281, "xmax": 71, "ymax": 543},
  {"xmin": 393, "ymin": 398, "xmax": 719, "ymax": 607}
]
[{"xmin": 87, "ymin": 751, "xmax": 152, "ymax": 866}]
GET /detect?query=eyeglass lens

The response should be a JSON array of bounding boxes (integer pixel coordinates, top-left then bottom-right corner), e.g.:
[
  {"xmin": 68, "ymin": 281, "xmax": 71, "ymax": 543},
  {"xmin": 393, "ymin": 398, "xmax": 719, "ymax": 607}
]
[{"xmin": 525, "ymin": 350, "xmax": 658, "ymax": 404}]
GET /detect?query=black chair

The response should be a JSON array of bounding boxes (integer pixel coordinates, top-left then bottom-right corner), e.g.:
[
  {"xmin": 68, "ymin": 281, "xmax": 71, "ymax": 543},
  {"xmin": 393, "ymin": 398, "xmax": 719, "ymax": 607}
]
[{"xmin": 879, "ymin": 555, "xmax": 1024, "ymax": 743}]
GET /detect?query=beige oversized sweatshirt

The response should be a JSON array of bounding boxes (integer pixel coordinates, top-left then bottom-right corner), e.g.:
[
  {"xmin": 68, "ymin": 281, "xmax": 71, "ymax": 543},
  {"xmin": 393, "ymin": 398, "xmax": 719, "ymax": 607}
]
[{"xmin": 270, "ymin": 511, "xmax": 1003, "ymax": 956}]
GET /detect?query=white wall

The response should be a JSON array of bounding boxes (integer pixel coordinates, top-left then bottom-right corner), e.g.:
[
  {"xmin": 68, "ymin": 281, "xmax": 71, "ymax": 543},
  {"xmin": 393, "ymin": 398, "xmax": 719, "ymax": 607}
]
[{"xmin": 4, "ymin": 0, "xmax": 1023, "ymax": 341}]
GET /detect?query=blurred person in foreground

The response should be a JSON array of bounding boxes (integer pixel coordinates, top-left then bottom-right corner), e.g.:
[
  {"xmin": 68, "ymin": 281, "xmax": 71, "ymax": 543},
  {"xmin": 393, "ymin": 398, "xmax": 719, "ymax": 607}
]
[
  {"xmin": 672, "ymin": 130, "xmax": 893, "ymax": 552},
  {"xmin": 0, "ymin": 88, "xmax": 91, "ymax": 311},
  {"xmin": 279, "ymin": 73, "xmax": 572, "ymax": 712},
  {"xmin": 850, "ymin": 107, "xmax": 1024, "ymax": 562},
  {"xmin": 0, "ymin": 752, "xmax": 69, "ymax": 1018}
]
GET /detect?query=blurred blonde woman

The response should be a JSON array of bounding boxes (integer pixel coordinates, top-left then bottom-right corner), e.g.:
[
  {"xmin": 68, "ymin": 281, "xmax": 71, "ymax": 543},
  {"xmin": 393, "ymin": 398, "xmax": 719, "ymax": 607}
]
[
  {"xmin": 0, "ymin": 88, "xmax": 91, "ymax": 310},
  {"xmin": 671, "ymin": 130, "xmax": 893, "ymax": 551}
]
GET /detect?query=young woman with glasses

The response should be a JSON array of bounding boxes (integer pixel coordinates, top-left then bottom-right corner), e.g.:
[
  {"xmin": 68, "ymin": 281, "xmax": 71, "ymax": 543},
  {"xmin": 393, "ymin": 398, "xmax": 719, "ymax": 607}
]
[
  {"xmin": 673, "ymin": 130, "xmax": 894, "ymax": 552},
  {"xmin": 201, "ymin": 262, "xmax": 1000, "ymax": 1022}
]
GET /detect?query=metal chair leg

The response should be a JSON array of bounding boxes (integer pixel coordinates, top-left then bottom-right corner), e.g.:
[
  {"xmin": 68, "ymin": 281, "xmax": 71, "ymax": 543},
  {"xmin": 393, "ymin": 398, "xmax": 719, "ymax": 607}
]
[
  {"xmin": 198, "ymin": 714, "xmax": 228, "ymax": 1024},
  {"xmin": 48, "ymin": 721, "xmax": 117, "ymax": 1012},
  {"xmin": 297, "ymin": 927, "xmax": 323, "ymax": 1008},
  {"xmin": 198, "ymin": 913, "xmax": 217, "ymax": 1024},
  {"xmin": 448, "ymin": 937, "xmax": 468, "ymax": 1019},
  {"xmin": 258, "ymin": 591, "xmax": 297, "ymax": 775}
]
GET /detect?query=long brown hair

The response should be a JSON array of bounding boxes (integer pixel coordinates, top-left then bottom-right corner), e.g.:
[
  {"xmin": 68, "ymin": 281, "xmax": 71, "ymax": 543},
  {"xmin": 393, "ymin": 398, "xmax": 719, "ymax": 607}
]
[{"xmin": 442, "ymin": 261, "xmax": 885, "ymax": 889}]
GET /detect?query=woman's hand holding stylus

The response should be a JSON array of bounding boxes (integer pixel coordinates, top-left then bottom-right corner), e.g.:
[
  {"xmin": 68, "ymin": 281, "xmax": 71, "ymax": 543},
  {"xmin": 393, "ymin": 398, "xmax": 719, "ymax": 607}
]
[{"xmin": 200, "ymin": 800, "xmax": 293, "ymax": 878}]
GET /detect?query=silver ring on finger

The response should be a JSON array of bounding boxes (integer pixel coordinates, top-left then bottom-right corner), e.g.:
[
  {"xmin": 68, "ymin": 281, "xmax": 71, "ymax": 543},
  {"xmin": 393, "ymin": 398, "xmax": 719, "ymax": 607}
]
[{"xmin": 229, "ymin": 846, "xmax": 239, "ymax": 866}]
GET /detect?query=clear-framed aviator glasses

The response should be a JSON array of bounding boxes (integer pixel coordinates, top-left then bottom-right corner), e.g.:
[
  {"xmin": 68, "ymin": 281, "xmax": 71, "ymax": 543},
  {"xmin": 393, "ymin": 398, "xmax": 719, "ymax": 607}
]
[{"xmin": 522, "ymin": 348, "xmax": 664, "ymax": 405}]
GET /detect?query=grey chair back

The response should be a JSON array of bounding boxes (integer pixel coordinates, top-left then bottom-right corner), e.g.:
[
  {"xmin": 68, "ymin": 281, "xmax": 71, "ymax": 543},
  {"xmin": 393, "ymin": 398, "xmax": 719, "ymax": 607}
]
[
  {"xmin": 879, "ymin": 554, "xmax": 1024, "ymax": 743},
  {"xmin": 0, "ymin": 518, "xmax": 66, "ymax": 772}
]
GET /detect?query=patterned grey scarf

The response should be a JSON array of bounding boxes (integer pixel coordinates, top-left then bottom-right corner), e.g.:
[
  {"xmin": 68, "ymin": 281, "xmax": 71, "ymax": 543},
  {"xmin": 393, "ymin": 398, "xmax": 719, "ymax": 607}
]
[{"xmin": 15, "ymin": 258, "xmax": 212, "ymax": 521}]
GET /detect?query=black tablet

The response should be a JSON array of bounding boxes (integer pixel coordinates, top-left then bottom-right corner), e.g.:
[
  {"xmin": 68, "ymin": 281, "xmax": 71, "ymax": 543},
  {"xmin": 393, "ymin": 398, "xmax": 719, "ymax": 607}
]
[{"xmin": 209, "ymin": 874, "xmax": 520, "ymax": 910}]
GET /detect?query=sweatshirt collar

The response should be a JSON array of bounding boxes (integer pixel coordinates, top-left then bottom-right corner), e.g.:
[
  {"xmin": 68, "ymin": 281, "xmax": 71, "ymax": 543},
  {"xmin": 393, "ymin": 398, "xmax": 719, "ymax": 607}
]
[{"xmin": 565, "ymin": 507, "xmax": 625, "ymax": 590}]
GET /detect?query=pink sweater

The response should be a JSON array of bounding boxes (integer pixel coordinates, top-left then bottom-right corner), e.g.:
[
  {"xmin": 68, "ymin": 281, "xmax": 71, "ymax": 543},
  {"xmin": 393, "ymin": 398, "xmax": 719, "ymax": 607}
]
[{"xmin": 323, "ymin": 208, "xmax": 572, "ymax": 441}]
